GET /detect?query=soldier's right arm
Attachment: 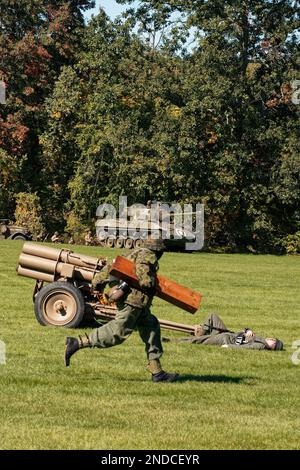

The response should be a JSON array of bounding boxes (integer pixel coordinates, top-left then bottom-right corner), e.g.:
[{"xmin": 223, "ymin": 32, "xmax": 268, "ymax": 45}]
[
  {"xmin": 92, "ymin": 264, "xmax": 110, "ymax": 290},
  {"xmin": 224, "ymin": 342, "xmax": 266, "ymax": 350}
]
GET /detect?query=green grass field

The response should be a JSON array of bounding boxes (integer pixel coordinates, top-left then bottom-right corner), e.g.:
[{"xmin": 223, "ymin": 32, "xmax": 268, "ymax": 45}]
[{"xmin": 0, "ymin": 240, "xmax": 299, "ymax": 450}]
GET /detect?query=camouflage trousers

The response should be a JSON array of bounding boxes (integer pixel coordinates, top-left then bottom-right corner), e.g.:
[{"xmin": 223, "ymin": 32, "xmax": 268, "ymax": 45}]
[{"xmin": 89, "ymin": 303, "xmax": 163, "ymax": 361}]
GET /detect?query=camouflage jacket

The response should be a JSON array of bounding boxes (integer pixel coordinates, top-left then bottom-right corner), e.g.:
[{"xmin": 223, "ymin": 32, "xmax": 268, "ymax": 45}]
[
  {"xmin": 92, "ymin": 248, "xmax": 160, "ymax": 309},
  {"xmin": 123, "ymin": 247, "xmax": 159, "ymax": 309},
  {"xmin": 92, "ymin": 263, "xmax": 112, "ymax": 290}
]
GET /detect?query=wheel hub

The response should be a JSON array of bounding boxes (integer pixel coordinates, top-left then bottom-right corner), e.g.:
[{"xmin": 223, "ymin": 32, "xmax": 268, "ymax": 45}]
[
  {"xmin": 54, "ymin": 300, "xmax": 67, "ymax": 315},
  {"xmin": 42, "ymin": 291, "xmax": 77, "ymax": 325}
]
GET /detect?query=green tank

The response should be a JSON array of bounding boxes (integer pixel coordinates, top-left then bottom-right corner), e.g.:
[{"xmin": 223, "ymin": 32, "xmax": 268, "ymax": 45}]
[{"xmin": 95, "ymin": 202, "xmax": 197, "ymax": 251}]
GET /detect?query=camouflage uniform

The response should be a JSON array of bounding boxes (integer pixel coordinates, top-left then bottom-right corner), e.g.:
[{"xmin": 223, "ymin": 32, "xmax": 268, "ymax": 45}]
[
  {"xmin": 175, "ymin": 313, "xmax": 269, "ymax": 349},
  {"xmin": 89, "ymin": 248, "xmax": 163, "ymax": 361}
]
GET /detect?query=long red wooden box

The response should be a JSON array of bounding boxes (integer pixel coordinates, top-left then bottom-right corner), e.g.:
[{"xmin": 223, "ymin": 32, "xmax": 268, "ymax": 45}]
[{"xmin": 110, "ymin": 256, "xmax": 202, "ymax": 314}]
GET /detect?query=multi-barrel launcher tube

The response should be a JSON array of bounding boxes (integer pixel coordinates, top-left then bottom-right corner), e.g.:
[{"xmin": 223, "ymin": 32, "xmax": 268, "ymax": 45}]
[
  {"xmin": 17, "ymin": 243, "xmax": 202, "ymax": 332},
  {"xmin": 17, "ymin": 242, "xmax": 106, "ymax": 283}
]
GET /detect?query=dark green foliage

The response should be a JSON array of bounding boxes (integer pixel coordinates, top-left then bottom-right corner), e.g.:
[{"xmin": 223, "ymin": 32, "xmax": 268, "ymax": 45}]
[
  {"xmin": 0, "ymin": 0, "xmax": 94, "ymax": 219},
  {"xmin": 1, "ymin": 1, "xmax": 299, "ymax": 252},
  {"xmin": 14, "ymin": 192, "xmax": 45, "ymax": 238}
]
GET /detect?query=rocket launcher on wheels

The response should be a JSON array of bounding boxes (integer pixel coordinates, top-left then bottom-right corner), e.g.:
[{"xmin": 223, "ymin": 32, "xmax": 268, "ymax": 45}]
[{"xmin": 17, "ymin": 243, "xmax": 202, "ymax": 332}]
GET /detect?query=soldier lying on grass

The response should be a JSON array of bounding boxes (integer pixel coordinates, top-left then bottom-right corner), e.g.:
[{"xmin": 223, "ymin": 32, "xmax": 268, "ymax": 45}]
[{"xmin": 163, "ymin": 313, "xmax": 283, "ymax": 350}]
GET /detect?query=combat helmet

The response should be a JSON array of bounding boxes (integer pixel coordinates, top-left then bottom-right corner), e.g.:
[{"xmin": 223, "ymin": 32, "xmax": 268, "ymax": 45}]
[{"xmin": 143, "ymin": 237, "xmax": 165, "ymax": 252}]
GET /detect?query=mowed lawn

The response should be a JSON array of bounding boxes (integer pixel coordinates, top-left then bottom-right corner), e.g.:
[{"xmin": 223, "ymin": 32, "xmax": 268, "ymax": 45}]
[{"xmin": 0, "ymin": 240, "xmax": 299, "ymax": 450}]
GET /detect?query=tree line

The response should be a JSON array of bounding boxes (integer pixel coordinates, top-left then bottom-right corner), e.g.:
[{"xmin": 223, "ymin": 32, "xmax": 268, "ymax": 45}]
[{"xmin": 0, "ymin": 0, "xmax": 299, "ymax": 252}]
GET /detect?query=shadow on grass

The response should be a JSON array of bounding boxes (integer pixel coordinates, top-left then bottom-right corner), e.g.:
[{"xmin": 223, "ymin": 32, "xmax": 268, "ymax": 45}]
[
  {"xmin": 124, "ymin": 374, "xmax": 257, "ymax": 384},
  {"xmin": 176, "ymin": 374, "xmax": 256, "ymax": 384}
]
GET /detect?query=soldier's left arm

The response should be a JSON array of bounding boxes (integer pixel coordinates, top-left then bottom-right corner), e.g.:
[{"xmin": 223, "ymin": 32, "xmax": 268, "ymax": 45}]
[{"xmin": 135, "ymin": 250, "xmax": 157, "ymax": 289}]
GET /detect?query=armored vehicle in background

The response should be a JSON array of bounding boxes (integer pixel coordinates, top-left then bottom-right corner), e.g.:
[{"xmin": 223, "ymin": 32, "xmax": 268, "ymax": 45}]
[
  {"xmin": 0, "ymin": 219, "xmax": 31, "ymax": 241},
  {"xmin": 95, "ymin": 202, "xmax": 198, "ymax": 251}
]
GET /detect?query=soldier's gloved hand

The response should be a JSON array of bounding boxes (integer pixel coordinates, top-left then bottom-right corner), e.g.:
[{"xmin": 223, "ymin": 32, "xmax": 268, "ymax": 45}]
[
  {"xmin": 92, "ymin": 277, "xmax": 109, "ymax": 292},
  {"xmin": 193, "ymin": 325, "xmax": 205, "ymax": 337},
  {"xmin": 143, "ymin": 285, "xmax": 157, "ymax": 297},
  {"xmin": 92, "ymin": 282, "xmax": 104, "ymax": 292},
  {"xmin": 244, "ymin": 329, "xmax": 255, "ymax": 341}
]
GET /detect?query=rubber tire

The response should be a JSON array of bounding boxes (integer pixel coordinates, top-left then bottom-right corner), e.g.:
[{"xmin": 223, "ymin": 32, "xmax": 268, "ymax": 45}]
[
  {"xmin": 12, "ymin": 235, "xmax": 27, "ymax": 241},
  {"xmin": 115, "ymin": 237, "xmax": 124, "ymax": 248},
  {"xmin": 34, "ymin": 281, "xmax": 85, "ymax": 328},
  {"xmin": 134, "ymin": 239, "xmax": 144, "ymax": 249},
  {"xmin": 106, "ymin": 237, "xmax": 115, "ymax": 248},
  {"xmin": 125, "ymin": 238, "xmax": 134, "ymax": 249}
]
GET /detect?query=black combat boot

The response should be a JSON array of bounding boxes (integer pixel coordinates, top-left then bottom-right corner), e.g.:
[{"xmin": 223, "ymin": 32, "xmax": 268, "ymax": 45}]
[
  {"xmin": 148, "ymin": 359, "xmax": 179, "ymax": 383},
  {"xmin": 65, "ymin": 334, "xmax": 92, "ymax": 367},
  {"xmin": 152, "ymin": 370, "xmax": 180, "ymax": 383}
]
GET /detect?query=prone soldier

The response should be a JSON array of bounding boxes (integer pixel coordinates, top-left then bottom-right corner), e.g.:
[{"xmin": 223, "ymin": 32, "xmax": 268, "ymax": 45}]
[{"xmin": 163, "ymin": 313, "xmax": 284, "ymax": 350}]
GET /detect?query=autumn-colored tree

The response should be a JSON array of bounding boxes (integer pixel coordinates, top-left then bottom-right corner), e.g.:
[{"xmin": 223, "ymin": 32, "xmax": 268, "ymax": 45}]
[
  {"xmin": 2, "ymin": 1, "xmax": 299, "ymax": 252},
  {"xmin": 14, "ymin": 192, "xmax": 45, "ymax": 238},
  {"xmin": 0, "ymin": 0, "xmax": 94, "ymax": 217}
]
